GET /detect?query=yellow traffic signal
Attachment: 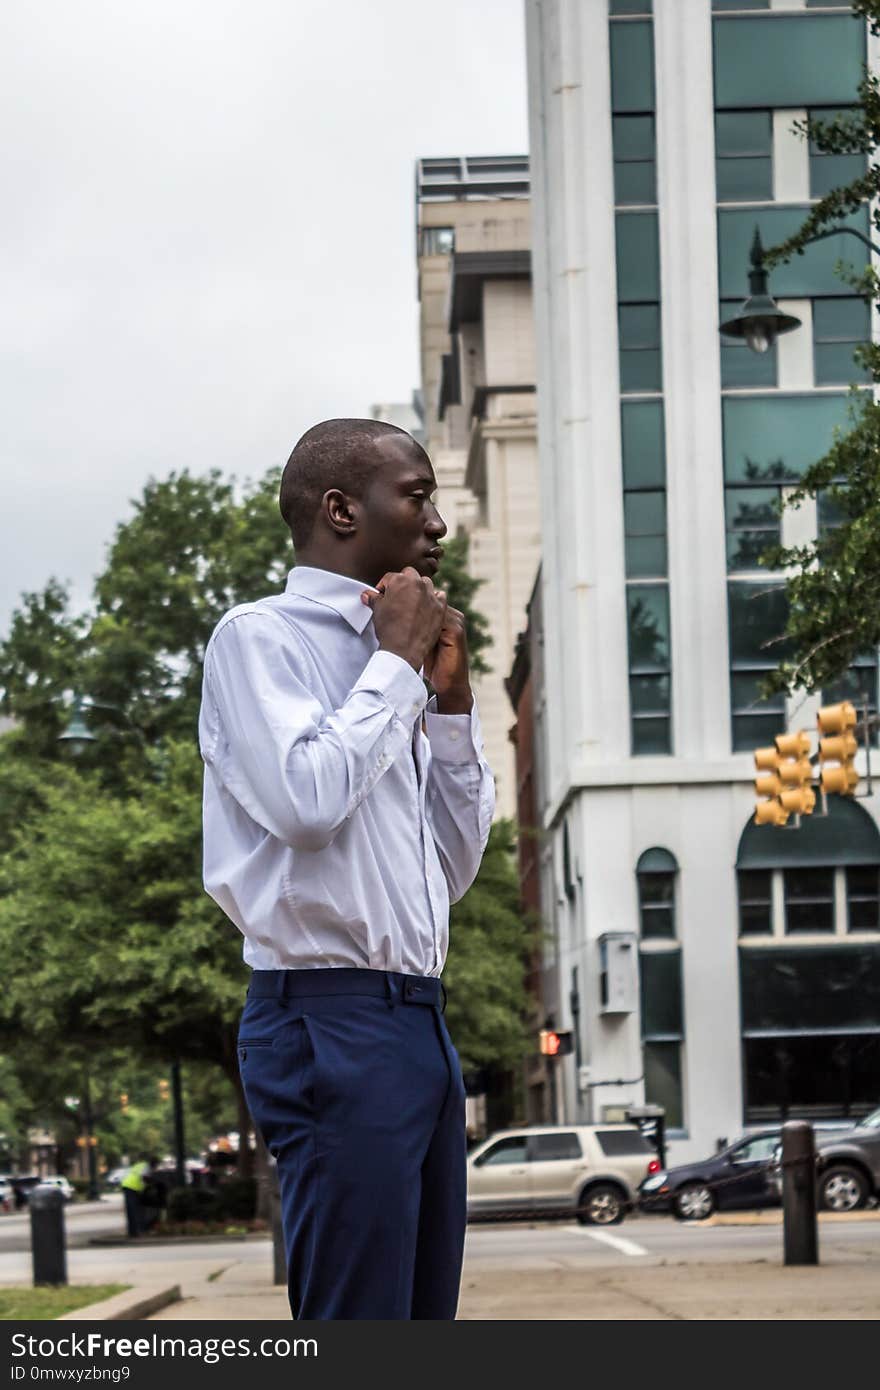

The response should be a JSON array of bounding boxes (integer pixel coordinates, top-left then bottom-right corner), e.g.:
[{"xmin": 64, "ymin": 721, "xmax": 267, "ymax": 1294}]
[
  {"xmin": 119, "ymin": 1092, "xmax": 129, "ymax": 1113},
  {"xmin": 818, "ymin": 701, "xmax": 859, "ymax": 796},
  {"xmin": 754, "ymin": 746, "xmax": 788, "ymax": 825},
  {"xmin": 158, "ymin": 1078, "xmax": 170, "ymax": 1101},
  {"xmin": 776, "ymin": 730, "xmax": 815, "ymax": 817}
]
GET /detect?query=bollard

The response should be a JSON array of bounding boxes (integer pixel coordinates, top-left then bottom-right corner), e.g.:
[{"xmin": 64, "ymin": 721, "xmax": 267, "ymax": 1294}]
[
  {"xmin": 781, "ymin": 1120, "xmax": 818, "ymax": 1266},
  {"xmin": 30, "ymin": 1185, "xmax": 67, "ymax": 1286}
]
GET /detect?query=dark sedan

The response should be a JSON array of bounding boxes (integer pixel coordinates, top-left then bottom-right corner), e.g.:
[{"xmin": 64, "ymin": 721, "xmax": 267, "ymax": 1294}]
[{"xmin": 638, "ymin": 1130, "xmax": 781, "ymax": 1221}]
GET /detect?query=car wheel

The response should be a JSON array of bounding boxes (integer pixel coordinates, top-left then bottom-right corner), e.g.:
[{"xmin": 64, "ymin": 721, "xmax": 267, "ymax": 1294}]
[
  {"xmin": 819, "ymin": 1165, "xmax": 868, "ymax": 1213},
  {"xmin": 673, "ymin": 1183, "xmax": 715, "ymax": 1222},
  {"xmin": 576, "ymin": 1183, "xmax": 626, "ymax": 1226}
]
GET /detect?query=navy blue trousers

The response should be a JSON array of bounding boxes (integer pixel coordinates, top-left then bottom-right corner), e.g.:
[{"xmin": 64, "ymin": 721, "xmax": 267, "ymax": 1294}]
[{"xmin": 237, "ymin": 968, "xmax": 467, "ymax": 1321}]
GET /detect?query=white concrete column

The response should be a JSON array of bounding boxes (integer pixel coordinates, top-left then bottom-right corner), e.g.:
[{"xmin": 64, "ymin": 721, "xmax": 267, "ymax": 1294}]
[
  {"xmin": 654, "ymin": 0, "xmax": 731, "ymax": 762},
  {"xmin": 777, "ymin": 299, "xmax": 813, "ymax": 388},
  {"xmin": 773, "ymin": 109, "xmax": 810, "ymax": 203},
  {"xmin": 526, "ymin": 0, "xmax": 628, "ymax": 789}
]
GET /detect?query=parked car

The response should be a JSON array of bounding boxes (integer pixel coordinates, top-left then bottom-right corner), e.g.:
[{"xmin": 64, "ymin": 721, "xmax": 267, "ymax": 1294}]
[
  {"xmin": 639, "ymin": 1129, "xmax": 782, "ymax": 1221},
  {"xmin": 769, "ymin": 1105, "xmax": 880, "ymax": 1212},
  {"xmin": 466, "ymin": 1124, "xmax": 660, "ymax": 1226},
  {"xmin": 0, "ymin": 1179, "xmax": 12, "ymax": 1214},
  {"xmin": 11, "ymin": 1175, "xmax": 74, "ymax": 1206}
]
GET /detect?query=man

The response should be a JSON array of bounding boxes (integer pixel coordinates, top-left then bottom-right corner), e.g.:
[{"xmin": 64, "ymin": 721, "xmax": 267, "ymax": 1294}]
[
  {"xmin": 120, "ymin": 1155, "xmax": 160, "ymax": 1238},
  {"xmin": 199, "ymin": 419, "xmax": 494, "ymax": 1319}
]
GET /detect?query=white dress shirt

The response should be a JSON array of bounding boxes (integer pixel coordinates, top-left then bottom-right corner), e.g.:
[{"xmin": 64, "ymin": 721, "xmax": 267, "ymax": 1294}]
[{"xmin": 198, "ymin": 565, "xmax": 495, "ymax": 975}]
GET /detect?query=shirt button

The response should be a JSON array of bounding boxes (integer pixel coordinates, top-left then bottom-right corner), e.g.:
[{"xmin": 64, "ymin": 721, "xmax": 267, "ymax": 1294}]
[
  {"xmin": 412, "ymin": 704, "xmax": 420, "ymax": 715},
  {"xmin": 450, "ymin": 731, "xmax": 460, "ymax": 742}
]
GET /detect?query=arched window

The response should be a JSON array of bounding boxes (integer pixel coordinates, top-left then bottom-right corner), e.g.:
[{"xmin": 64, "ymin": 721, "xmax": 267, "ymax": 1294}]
[
  {"xmin": 736, "ymin": 799, "xmax": 880, "ymax": 1123},
  {"xmin": 636, "ymin": 846, "xmax": 677, "ymax": 938},
  {"xmin": 636, "ymin": 848, "xmax": 683, "ymax": 1130}
]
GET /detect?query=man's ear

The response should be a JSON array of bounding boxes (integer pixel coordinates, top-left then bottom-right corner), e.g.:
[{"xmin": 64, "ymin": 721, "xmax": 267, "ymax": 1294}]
[{"xmin": 324, "ymin": 488, "xmax": 358, "ymax": 537}]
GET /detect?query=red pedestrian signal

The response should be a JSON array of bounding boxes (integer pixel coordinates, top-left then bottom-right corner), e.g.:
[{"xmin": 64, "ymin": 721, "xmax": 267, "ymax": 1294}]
[{"xmin": 539, "ymin": 1029, "xmax": 574, "ymax": 1057}]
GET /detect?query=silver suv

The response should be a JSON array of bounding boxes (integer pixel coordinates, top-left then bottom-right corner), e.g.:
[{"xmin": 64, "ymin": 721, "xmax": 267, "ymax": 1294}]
[{"xmin": 466, "ymin": 1124, "xmax": 658, "ymax": 1226}]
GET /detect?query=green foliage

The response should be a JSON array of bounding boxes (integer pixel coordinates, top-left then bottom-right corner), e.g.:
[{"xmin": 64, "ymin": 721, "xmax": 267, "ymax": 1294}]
[
  {"xmin": 433, "ymin": 534, "xmax": 492, "ymax": 675},
  {"xmin": 761, "ymin": 0, "xmax": 880, "ymax": 695},
  {"xmin": 443, "ymin": 820, "xmax": 532, "ymax": 1074}
]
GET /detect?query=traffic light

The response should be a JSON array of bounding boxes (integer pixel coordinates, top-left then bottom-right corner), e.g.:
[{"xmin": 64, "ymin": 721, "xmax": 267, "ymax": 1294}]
[
  {"xmin": 119, "ymin": 1092, "xmax": 129, "ymax": 1113},
  {"xmin": 158, "ymin": 1078, "xmax": 170, "ymax": 1101},
  {"xmin": 539, "ymin": 1028, "xmax": 574, "ymax": 1057},
  {"xmin": 818, "ymin": 701, "xmax": 859, "ymax": 796},
  {"xmin": 753, "ymin": 745, "xmax": 788, "ymax": 825},
  {"xmin": 775, "ymin": 730, "xmax": 815, "ymax": 818}
]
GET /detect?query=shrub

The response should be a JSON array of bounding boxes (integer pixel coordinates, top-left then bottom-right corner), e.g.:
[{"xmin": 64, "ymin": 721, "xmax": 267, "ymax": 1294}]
[
  {"xmin": 166, "ymin": 1187, "xmax": 221, "ymax": 1222},
  {"xmin": 216, "ymin": 1177, "xmax": 257, "ymax": 1220}
]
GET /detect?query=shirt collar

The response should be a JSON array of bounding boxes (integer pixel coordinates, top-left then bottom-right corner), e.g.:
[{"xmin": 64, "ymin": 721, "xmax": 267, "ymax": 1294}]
[{"xmin": 284, "ymin": 565, "xmax": 375, "ymax": 635}]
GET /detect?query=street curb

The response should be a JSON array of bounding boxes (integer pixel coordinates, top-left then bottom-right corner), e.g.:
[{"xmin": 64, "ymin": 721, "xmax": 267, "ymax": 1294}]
[
  {"xmin": 88, "ymin": 1233, "xmax": 264, "ymax": 1247},
  {"xmin": 702, "ymin": 1208, "xmax": 880, "ymax": 1227},
  {"xmin": 58, "ymin": 1285, "xmax": 181, "ymax": 1322}
]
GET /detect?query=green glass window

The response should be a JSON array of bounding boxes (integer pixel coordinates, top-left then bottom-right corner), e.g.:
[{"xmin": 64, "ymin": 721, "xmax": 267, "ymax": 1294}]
[
  {"xmin": 621, "ymin": 400, "xmax": 665, "ymax": 489},
  {"xmin": 643, "ymin": 1042, "xmax": 683, "ymax": 1131},
  {"xmin": 728, "ymin": 581, "xmax": 789, "ymax": 751},
  {"xmin": 784, "ymin": 867, "xmax": 835, "ymax": 934},
  {"xmin": 610, "ymin": 20, "xmax": 655, "ymax": 114},
  {"xmin": 613, "ymin": 115, "xmax": 656, "ymax": 206},
  {"xmin": 713, "ymin": 14, "xmax": 866, "ymax": 110},
  {"xmin": 714, "ymin": 1, "xmax": 768, "ymax": 9},
  {"xmin": 720, "ymin": 301, "xmax": 778, "ymax": 388},
  {"xmin": 638, "ymin": 871, "xmax": 675, "ymax": 939},
  {"xmin": 847, "ymin": 866, "xmax": 880, "ymax": 932},
  {"xmin": 624, "ymin": 491, "xmax": 667, "ymax": 578},
  {"xmin": 743, "ymin": 1033, "xmax": 880, "ymax": 1124},
  {"xmin": 619, "ymin": 304, "xmax": 662, "ymax": 393},
  {"xmin": 715, "ymin": 111, "xmax": 772, "ymax": 203},
  {"xmin": 813, "ymin": 297, "xmax": 871, "ymax": 386},
  {"xmin": 628, "ymin": 584, "xmax": 671, "ymax": 754},
  {"xmin": 725, "ymin": 485, "xmax": 781, "ymax": 572},
  {"xmin": 806, "ymin": 0, "xmax": 858, "ymax": 8},
  {"xmin": 616, "ymin": 212, "xmax": 660, "ymax": 302},
  {"xmin": 741, "ymin": 944, "xmax": 880, "ymax": 1032},
  {"xmin": 718, "ymin": 207, "xmax": 871, "ymax": 299},
  {"xmin": 809, "ymin": 108, "xmax": 868, "ymax": 199},
  {"xmin": 738, "ymin": 869, "xmax": 773, "ymax": 936},
  {"xmin": 640, "ymin": 949, "xmax": 683, "ymax": 1038},
  {"xmin": 610, "ymin": 0, "xmax": 652, "ymax": 15},
  {"xmin": 722, "ymin": 394, "xmax": 850, "ymax": 484}
]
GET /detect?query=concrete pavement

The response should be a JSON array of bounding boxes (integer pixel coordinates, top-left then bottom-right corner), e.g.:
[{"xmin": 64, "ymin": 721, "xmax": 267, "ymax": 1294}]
[{"xmin": 139, "ymin": 1227, "xmax": 880, "ymax": 1321}]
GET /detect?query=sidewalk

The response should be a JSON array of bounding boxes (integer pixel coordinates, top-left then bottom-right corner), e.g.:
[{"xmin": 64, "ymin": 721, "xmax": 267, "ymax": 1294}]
[{"xmin": 145, "ymin": 1246, "xmax": 880, "ymax": 1321}]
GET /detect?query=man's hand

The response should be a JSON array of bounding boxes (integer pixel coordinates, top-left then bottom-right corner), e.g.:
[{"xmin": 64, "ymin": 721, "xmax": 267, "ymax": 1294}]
[
  {"xmin": 360, "ymin": 567, "xmax": 447, "ymax": 673},
  {"xmin": 423, "ymin": 606, "xmax": 472, "ymax": 714}
]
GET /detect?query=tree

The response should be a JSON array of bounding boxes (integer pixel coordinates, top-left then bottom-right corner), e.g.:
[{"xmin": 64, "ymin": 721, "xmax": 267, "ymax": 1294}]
[
  {"xmin": 761, "ymin": 0, "xmax": 880, "ymax": 695},
  {"xmin": 443, "ymin": 820, "xmax": 532, "ymax": 1078}
]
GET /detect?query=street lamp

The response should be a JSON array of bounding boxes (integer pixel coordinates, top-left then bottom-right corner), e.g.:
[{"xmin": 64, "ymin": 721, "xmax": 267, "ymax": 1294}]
[
  {"xmin": 57, "ymin": 695, "xmax": 146, "ymax": 756},
  {"xmin": 720, "ymin": 223, "xmax": 880, "ymax": 354}
]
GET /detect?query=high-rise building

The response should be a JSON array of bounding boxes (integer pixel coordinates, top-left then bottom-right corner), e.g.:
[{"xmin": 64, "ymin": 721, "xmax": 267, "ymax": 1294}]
[
  {"xmin": 416, "ymin": 156, "xmax": 541, "ymax": 818},
  {"xmin": 525, "ymin": 0, "xmax": 880, "ymax": 1158}
]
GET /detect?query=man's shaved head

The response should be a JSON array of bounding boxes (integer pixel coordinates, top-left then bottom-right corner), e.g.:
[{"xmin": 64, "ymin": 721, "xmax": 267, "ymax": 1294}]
[{"xmin": 280, "ymin": 418, "xmax": 415, "ymax": 549}]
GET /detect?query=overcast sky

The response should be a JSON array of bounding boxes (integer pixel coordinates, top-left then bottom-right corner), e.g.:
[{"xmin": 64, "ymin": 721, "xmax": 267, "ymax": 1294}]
[{"xmin": 1, "ymin": 0, "xmax": 528, "ymax": 636}]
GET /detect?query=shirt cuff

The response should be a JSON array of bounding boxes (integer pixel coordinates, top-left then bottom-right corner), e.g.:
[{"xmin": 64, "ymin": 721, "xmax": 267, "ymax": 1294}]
[
  {"xmin": 424, "ymin": 695, "xmax": 480, "ymax": 764},
  {"xmin": 352, "ymin": 649, "xmax": 428, "ymax": 724}
]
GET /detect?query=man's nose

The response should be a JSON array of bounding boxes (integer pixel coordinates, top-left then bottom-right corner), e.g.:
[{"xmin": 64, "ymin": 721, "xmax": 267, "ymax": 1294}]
[{"xmin": 426, "ymin": 504, "xmax": 447, "ymax": 539}]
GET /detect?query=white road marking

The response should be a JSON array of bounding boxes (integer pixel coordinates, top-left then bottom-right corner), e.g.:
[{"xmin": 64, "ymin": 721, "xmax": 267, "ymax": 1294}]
[{"xmin": 567, "ymin": 1227, "xmax": 648, "ymax": 1257}]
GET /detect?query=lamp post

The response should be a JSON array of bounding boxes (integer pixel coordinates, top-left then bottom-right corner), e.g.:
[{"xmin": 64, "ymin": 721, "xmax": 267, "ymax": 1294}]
[{"xmin": 720, "ymin": 223, "xmax": 880, "ymax": 354}]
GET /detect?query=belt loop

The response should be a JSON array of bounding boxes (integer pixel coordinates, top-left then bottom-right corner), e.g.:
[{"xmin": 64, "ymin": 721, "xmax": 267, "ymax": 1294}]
[
  {"xmin": 440, "ymin": 982, "xmax": 447, "ymax": 1014},
  {"xmin": 384, "ymin": 973, "xmax": 395, "ymax": 1010}
]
